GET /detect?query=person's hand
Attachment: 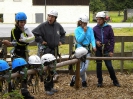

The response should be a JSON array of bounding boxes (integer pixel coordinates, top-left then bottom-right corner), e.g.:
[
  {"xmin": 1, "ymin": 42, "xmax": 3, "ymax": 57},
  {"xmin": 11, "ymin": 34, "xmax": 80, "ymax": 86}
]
[
  {"xmin": 83, "ymin": 26, "xmax": 87, "ymax": 32},
  {"xmin": 92, "ymin": 47, "xmax": 96, "ymax": 52},
  {"xmin": 42, "ymin": 41, "xmax": 47, "ymax": 45},
  {"xmin": 96, "ymin": 41, "xmax": 102, "ymax": 47},
  {"xmin": 2, "ymin": 40, "xmax": 12, "ymax": 46},
  {"xmin": 109, "ymin": 52, "xmax": 113, "ymax": 57},
  {"xmin": 59, "ymin": 42, "xmax": 62, "ymax": 46}
]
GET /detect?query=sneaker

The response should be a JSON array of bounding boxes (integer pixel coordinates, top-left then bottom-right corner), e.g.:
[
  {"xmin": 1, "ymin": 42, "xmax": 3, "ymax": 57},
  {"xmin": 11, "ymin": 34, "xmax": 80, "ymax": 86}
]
[
  {"xmin": 97, "ymin": 83, "xmax": 103, "ymax": 87},
  {"xmin": 70, "ymin": 75, "xmax": 75, "ymax": 87},
  {"xmin": 46, "ymin": 91, "xmax": 54, "ymax": 95},
  {"xmin": 51, "ymin": 88, "xmax": 58, "ymax": 93},
  {"xmin": 22, "ymin": 92, "xmax": 34, "ymax": 99},
  {"xmin": 82, "ymin": 81, "xmax": 87, "ymax": 87},
  {"xmin": 113, "ymin": 80, "xmax": 121, "ymax": 87}
]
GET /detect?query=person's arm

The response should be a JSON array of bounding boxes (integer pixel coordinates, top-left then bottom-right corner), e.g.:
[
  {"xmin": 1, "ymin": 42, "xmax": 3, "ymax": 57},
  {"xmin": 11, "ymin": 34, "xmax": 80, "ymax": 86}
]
[
  {"xmin": 19, "ymin": 27, "xmax": 35, "ymax": 43},
  {"xmin": 75, "ymin": 28, "xmax": 86, "ymax": 43},
  {"xmin": 90, "ymin": 28, "xmax": 96, "ymax": 51},
  {"xmin": 59, "ymin": 25, "xmax": 66, "ymax": 45},
  {"xmin": 109, "ymin": 27, "xmax": 115, "ymax": 53},
  {"xmin": 93, "ymin": 27, "xmax": 102, "ymax": 47},
  {"xmin": 2, "ymin": 30, "xmax": 15, "ymax": 47},
  {"xmin": 32, "ymin": 24, "xmax": 44, "ymax": 43}
]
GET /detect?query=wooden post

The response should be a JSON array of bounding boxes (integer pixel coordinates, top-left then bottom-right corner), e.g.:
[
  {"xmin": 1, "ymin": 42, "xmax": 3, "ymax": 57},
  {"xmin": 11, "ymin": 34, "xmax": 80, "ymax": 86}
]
[
  {"xmin": 3, "ymin": 44, "xmax": 7, "ymax": 60},
  {"xmin": 120, "ymin": 37, "xmax": 124, "ymax": 73},
  {"xmin": 69, "ymin": 35, "xmax": 74, "ymax": 55},
  {"xmin": 132, "ymin": 49, "xmax": 133, "ymax": 57},
  {"xmin": 75, "ymin": 60, "xmax": 80, "ymax": 89}
]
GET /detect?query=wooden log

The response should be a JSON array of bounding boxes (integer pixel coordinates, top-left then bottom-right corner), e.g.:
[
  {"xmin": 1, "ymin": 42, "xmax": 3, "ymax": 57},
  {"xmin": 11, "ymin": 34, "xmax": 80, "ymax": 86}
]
[{"xmin": 75, "ymin": 60, "xmax": 80, "ymax": 89}]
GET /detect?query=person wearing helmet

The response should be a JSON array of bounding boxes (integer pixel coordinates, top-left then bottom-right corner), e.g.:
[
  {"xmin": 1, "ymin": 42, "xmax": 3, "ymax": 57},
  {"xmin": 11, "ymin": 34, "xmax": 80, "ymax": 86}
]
[
  {"xmin": 2, "ymin": 12, "xmax": 35, "ymax": 60},
  {"xmin": 11, "ymin": 58, "xmax": 34, "ymax": 99},
  {"xmin": 27, "ymin": 55, "xmax": 42, "ymax": 85},
  {"xmin": 41, "ymin": 54, "xmax": 57, "ymax": 95},
  {"xmin": 93, "ymin": 12, "xmax": 120, "ymax": 87},
  {"xmin": 28, "ymin": 55, "xmax": 41, "ymax": 65},
  {"xmin": 32, "ymin": 9, "xmax": 65, "ymax": 82},
  {"xmin": 32, "ymin": 9, "xmax": 65, "ymax": 57},
  {"xmin": 0, "ymin": 60, "xmax": 10, "ymax": 93},
  {"xmin": 70, "ymin": 14, "xmax": 96, "ymax": 87}
]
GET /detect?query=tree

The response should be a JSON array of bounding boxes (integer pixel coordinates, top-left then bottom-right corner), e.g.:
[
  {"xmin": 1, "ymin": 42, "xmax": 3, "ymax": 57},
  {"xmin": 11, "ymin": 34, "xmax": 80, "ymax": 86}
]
[
  {"xmin": 90, "ymin": 0, "xmax": 105, "ymax": 21},
  {"xmin": 90, "ymin": 0, "xmax": 105, "ymax": 14}
]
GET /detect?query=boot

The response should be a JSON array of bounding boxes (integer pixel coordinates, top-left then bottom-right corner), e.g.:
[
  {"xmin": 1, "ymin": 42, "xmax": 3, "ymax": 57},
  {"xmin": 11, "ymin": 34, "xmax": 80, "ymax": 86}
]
[
  {"xmin": 21, "ymin": 89, "xmax": 34, "ymax": 99},
  {"xmin": 97, "ymin": 82, "xmax": 103, "ymax": 87},
  {"xmin": 70, "ymin": 75, "xmax": 75, "ymax": 87},
  {"xmin": 113, "ymin": 79, "xmax": 121, "ymax": 87},
  {"xmin": 51, "ymin": 88, "xmax": 58, "ymax": 93},
  {"xmin": 46, "ymin": 91, "xmax": 54, "ymax": 95},
  {"xmin": 82, "ymin": 81, "xmax": 87, "ymax": 87}
]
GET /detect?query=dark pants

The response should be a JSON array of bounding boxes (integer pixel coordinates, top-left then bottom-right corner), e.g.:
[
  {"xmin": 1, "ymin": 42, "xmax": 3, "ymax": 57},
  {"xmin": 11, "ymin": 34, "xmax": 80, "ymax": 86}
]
[
  {"xmin": 44, "ymin": 71, "xmax": 54, "ymax": 91},
  {"xmin": 96, "ymin": 49, "xmax": 117, "ymax": 83},
  {"xmin": 12, "ymin": 49, "xmax": 30, "ymax": 97}
]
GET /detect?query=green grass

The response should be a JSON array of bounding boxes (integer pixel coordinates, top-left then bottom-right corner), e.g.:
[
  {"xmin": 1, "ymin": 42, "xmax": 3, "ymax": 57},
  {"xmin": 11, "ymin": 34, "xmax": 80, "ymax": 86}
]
[{"xmin": 7, "ymin": 27, "xmax": 133, "ymax": 71}]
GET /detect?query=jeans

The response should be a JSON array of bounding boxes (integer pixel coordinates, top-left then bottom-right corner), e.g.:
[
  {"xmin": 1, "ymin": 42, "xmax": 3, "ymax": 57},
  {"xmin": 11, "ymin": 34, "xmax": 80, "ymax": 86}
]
[
  {"xmin": 80, "ymin": 53, "xmax": 90, "ymax": 82},
  {"xmin": 96, "ymin": 49, "xmax": 117, "ymax": 83}
]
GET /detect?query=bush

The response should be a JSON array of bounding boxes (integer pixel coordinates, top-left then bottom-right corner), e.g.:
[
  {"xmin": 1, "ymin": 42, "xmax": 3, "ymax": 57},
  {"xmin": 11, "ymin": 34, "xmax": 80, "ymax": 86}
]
[
  {"xmin": 2, "ymin": 90, "xmax": 24, "ymax": 99},
  {"xmin": 126, "ymin": 17, "xmax": 133, "ymax": 22}
]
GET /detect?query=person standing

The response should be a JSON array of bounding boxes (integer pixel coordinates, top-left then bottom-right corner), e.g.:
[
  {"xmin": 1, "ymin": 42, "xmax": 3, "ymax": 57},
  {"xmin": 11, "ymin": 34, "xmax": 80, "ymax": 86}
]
[
  {"xmin": 70, "ymin": 14, "xmax": 96, "ymax": 87},
  {"xmin": 93, "ymin": 12, "xmax": 120, "ymax": 87},
  {"xmin": 2, "ymin": 12, "xmax": 35, "ymax": 99},
  {"xmin": 32, "ymin": 9, "xmax": 66, "ymax": 95},
  {"xmin": 32, "ymin": 9, "xmax": 66, "ymax": 57}
]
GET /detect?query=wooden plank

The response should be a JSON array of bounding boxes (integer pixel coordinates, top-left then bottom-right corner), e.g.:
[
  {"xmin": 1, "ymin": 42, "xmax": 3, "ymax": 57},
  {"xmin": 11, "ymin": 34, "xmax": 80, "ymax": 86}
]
[
  {"xmin": 1, "ymin": 36, "xmax": 133, "ymax": 45},
  {"xmin": 33, "ymin": 0, "xmax": 90, "ymax": 5},
  {"xmin": 114, "ymin": 52, "xmax": 132, "ymax": 57},
  {"xmin": 1, "ymin": 36, "xmax": 71, "ymax": 46},
  {"xmin": 115, "ymin": 36, "xmax": 133, "ymax": 42}
]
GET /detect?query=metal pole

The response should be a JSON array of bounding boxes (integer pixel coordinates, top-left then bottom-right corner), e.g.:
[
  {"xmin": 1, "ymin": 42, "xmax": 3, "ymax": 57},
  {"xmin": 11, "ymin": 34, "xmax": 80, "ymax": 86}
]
[{"xmin": 45, "ymin": 0, "xmax": 46, "ymax": 21}]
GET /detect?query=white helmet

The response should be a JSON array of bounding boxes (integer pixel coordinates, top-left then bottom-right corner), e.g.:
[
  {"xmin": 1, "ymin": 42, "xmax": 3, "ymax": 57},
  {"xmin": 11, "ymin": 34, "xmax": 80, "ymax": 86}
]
[
  {"xmin": 48, "ymin": 10, "xmax": 58, "ymax": 17},
  {"xmin": 28, "ymin": 55, "xmax": 41, "ymax": 64},
  {"xmin": 79, "ymin": 14, "xmax": 89, "ymax": 23},
  {"xmin": 74, "ymin": 47, "xmax": 88, "ymax": 58},
  {"xmin": 41, "ymin": 54, "xmax": 56, "ymax": 64},
  {"xmin": 96, "ymin": 12, "xmax": 105, "ymax": 18}
]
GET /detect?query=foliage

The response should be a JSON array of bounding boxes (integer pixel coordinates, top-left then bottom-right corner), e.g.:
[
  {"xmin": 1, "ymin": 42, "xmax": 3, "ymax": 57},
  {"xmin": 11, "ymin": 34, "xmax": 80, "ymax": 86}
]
[
  {"xmin": 90, "ymin": 0, "xmax": 133, "ymax": 12},
  {"xmin": 89, "ymin": 0, "xmax": 105, "ymax": 14},
  {"xmin": 126, "ymin": 17, "xmax": 133, "ymax": 22},
  {"xmin": 2, "ymin": 90, "xmax": 24, "ymax": 99}
]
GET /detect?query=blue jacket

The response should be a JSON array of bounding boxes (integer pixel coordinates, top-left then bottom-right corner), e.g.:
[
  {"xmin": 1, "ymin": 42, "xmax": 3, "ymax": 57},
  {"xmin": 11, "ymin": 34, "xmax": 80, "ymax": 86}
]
[
  {"xmin": 74, "ymin": 26, "xmax": 96, "ymax": 48},
  {"xmin": 93, "ymin": 23, "xmax": 114, "ymax": 52}
]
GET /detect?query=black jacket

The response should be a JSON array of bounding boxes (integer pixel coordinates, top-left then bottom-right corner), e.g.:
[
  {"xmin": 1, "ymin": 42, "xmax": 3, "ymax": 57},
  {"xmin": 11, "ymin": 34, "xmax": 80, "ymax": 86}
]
[
  {"xmin": 32, "ymin": 21, "xmax": 66, "ymax": 49},
  {"xmin": 11, "ymin": 25, "xmax": 28, "ymax": 50}
]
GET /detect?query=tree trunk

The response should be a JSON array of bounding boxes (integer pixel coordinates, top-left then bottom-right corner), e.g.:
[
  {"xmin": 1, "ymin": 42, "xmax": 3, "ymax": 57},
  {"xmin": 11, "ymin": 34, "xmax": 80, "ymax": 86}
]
[{"xmin": 118, "ymin": 11, "xmax": 121, "ymax": 16}]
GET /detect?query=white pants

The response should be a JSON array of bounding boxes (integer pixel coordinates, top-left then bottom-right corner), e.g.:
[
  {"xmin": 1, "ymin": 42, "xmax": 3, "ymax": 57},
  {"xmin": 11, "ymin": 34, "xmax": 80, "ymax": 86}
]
[{"xmin": 80, "ymin": 53, "xmax": 90, "ymax": 82}]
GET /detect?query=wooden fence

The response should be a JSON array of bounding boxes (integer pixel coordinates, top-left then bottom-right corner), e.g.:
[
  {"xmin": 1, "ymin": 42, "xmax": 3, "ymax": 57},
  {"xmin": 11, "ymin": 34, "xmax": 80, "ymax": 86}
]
[{"xmin": 1, "ymin": 36, "xmax": 133, "ymax": 73}]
